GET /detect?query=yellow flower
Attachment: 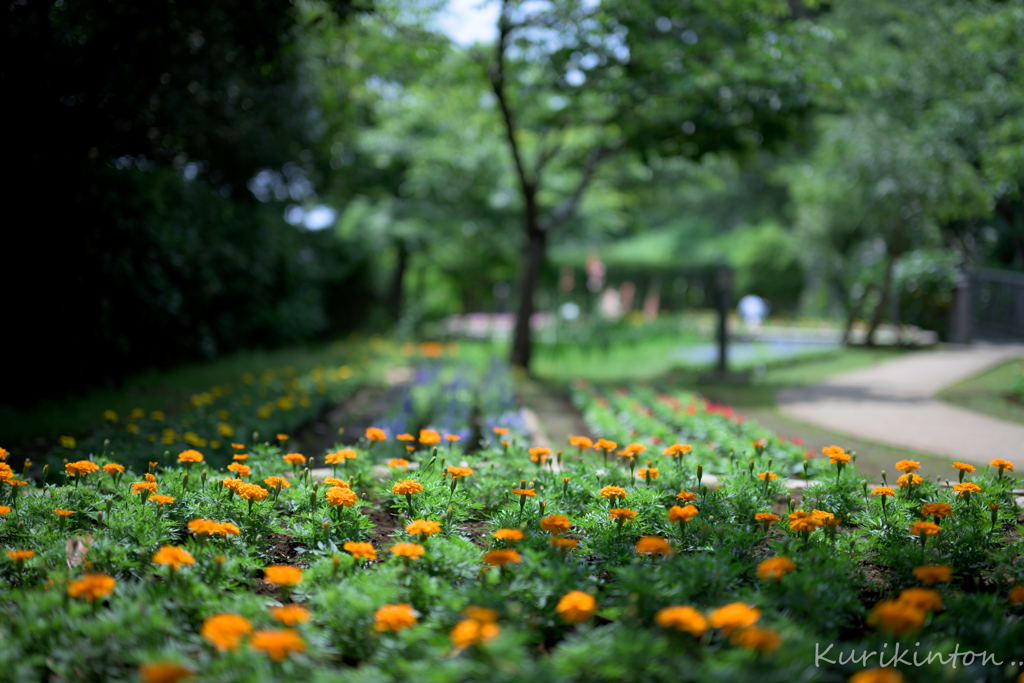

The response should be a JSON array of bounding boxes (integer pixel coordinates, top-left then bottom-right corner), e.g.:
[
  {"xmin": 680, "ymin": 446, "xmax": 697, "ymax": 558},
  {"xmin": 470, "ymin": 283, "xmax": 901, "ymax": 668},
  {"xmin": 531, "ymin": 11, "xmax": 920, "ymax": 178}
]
[
  {"xmin": 269, "ymin": 605, "xmax": 311, "ymax": 626},
  {"xmin": 952, "ymin": 462, "xmax": 975, "ymax": 473},
  {"xmin": 343, "ymin": 541, "xmax": 377, "ymax": 561},
  {"xmin": 103, "ymin": 410, "xmax": 118, "ymax": 422},
  {"xmin": 390, "ymin": 543, "xmax": 425, "ymax": 560},
  {"xmin": 482, "ymin": 549, "xmax": 521, "ymax": 566},
  {"xmin": 263, "ymin": 565, "xmax": 303, "ymax": 587},
  {"xmin": 622, "ymin": 443, "xmax": 647, "ymax": 457},
  {"xmin": 201, "ymin": 613, "xmax": 253, "ymax": 651},
  {"xmin": 867, "ymin": 599, "xmax": 926, "ymax": 637},
  {"xmin": 599, "ymin": 485, "xmax": 626, "ymax": 499},
  {"xmin": 594, "ymin": 438, "xmax": 617, "ymax": 451},
  {"xmin": 990, "ymin": 458, "xmax": 1014, "ymax": 472},
  {"xmin": 493, "ymin": 528, "xmax": 525, "ymax": 541},
  {"xmin": 419, "ymin": 429, "xmax": 441, "ymax": 445},
  {"xmin": 323, "ymin": 477, "xmax": 349, "ymax": 488},
  {"xmin": 757, "ymin": 556, "xmax": 796, "ymax": 581},
  {"xmin": 138, "ymin": 662, "xmax": 194, "ymax": 683},
  {"xmin": 569, "ymin": 435, "xmax": 593, "ymax": 449},
  {"xmin": 406, "ymin": 519, "xmax": 442, "ymax": 538},
  {"xmin": 283, "ymin": 453, "xmax": 306, "ymax": 465},
  {"xmin": 250, "ymin": 628, "xmax": 306, "ymax": 661},
  {"xmin": 953, "ymin": 482, "xmax": 981, "ymax": 497},
  {"xmin": 67, "ymin": 573, "xmax": 116, "ymax": 602},
  {"xmin": 788, "ymin": 510, "xmax": 822, "ymax": 533},
  {"xmin": 654, "ymin": 605, "xmax": 707, "ymax": 636},
  {"xmin": 152, "ymin": 546, "xmax": 195, "ymax": 569},
  {"xmin": 373, "ymin": 603, "xmax": 417, "ymax": 631},
  {"xmin": 177, "ymin": 450, "xmax": 203, "ymax": 464},
  {"xmin": 895, "ymin": 459, "xmax": 921, "ymax": 473},
  {"xmin": 708, "ymin": 602, "xmax": 760, "ymax": 634},
  {"xmin": 635, "ymin": 536, "xmax": 673, "ymax": 556},
  {"xmin": 446, "ymin": 466, "xmax": 473, "ymax": 480},
  {"xmin": 131, "ymin": 481, "xmax": 158, "ymax": 495},
  {"xmin": 103, "ymin": 463, "xmax": 125, "ymax": 475},
  {"xmin": 227, "ymin": 462, "xmax": 250, "ymax": 476},
  {"xmin": 636, "ymin": 467, "xmax": 660, "ymax": 480},
  {"xmin": 65, "ymin": 460, "xmax": 100, "ymax": 476},
  {"xmin": 898, "ymin": 473, "xmax": 924, "ymax": 487},
  {"xmin": 556, "ymin": 591, "xmax": 597, "ymax": 624},
  {"xmin": 823, "ymin": 445, "xmax": 850, "ymax": 464},
  {"xmin": 540, "ymin": 515, "xmax": 571, "ymax": 536},
  {"xmin": 662, "ymin": 443, "xmax": 692, "ymax": 457},
  {"xmin": 871, "ymin": 487, "xmax": 895, "ymax": 497},
  {"xmin": 366, "ymin": 427, "xmax": 387, "ymax": 442},
  {"xmin": 60, "ymin": 436, "xmax": 77, "ymax": 449}
]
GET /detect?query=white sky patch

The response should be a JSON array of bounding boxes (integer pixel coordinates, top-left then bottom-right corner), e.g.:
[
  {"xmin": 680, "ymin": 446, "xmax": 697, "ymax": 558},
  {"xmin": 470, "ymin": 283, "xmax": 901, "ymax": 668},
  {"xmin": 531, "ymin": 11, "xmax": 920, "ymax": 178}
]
[{"xmin": 434, "ymin": 0, "xmax": 499, "ymax": 46}]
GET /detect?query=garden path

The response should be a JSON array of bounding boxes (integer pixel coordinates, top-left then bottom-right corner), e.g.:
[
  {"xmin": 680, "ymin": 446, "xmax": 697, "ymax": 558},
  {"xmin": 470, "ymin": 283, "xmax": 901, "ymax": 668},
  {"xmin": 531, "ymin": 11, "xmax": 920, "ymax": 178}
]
[{"xmin": 777, "ymin": 343, "xmax": 1024, "ymax": 466}]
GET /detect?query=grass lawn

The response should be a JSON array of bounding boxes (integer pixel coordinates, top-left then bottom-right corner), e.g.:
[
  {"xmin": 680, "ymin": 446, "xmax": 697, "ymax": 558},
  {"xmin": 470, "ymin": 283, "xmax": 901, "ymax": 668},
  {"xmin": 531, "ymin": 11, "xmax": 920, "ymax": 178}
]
[{"xmin": 936, "ymin": 357, "xmax": 1024, "ymax": 426}]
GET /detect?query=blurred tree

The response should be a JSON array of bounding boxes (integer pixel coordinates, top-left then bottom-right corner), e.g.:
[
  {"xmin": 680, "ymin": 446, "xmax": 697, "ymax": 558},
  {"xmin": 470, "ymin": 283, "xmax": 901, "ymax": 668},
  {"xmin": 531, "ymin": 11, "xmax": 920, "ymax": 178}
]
[{"xmin": 481, "ymin": 0, "xmax": 820, "ymax": 370}]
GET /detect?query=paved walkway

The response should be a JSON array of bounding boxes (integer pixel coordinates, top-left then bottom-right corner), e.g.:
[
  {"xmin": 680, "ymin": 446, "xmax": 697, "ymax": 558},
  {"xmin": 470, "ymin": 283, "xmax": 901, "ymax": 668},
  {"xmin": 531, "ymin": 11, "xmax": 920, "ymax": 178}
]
[{"xmin": 777, "ymin": 344, "xmax": 1024, "ymax": 465}]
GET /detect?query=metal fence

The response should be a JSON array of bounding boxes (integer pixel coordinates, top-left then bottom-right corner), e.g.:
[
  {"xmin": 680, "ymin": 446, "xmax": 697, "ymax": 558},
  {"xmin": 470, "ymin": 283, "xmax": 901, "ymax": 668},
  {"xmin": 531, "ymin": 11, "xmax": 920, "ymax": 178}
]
[{"xmin": 969, "ymin": 268, "xmax": 1024, "ymax": 340}]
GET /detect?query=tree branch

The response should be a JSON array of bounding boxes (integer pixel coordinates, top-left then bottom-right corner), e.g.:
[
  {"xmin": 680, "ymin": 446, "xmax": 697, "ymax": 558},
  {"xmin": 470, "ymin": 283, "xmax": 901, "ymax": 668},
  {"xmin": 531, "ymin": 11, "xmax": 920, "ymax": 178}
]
[
  {"xmin": 540, "ymin": 142, "xmax": 623, "ymax": 232},
  {"xmin": 488, "ymin": 0, "xmax": 534, "ymax": 197}
]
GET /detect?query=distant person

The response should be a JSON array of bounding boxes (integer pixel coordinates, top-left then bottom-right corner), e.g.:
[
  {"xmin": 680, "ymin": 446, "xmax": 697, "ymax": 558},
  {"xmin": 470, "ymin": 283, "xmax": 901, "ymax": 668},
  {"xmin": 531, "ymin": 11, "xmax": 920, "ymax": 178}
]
[{"xmin": 738, "ymin": 294, "xmax": 768, "ymax": 333}]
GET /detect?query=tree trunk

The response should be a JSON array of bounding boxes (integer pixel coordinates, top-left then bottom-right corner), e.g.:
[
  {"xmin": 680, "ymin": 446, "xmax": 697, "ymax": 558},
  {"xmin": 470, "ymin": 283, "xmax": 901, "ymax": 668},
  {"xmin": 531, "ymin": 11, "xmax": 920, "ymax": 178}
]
[
  {"xmin": 388, "ymin": 239, "xmax": 409, "ymax": 321},
  {"xmin": 866, "ymin": 247, "xmax": 898, "ymax": 347},
  {"xmin": 510, "ymin": 199, "xmax": 545, "ymax": 371}
]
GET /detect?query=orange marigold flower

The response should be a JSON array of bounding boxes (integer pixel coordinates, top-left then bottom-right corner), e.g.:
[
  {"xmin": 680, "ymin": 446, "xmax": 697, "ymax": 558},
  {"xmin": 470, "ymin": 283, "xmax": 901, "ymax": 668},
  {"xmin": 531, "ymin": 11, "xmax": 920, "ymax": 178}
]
[
  {"xmin": 283, "ymin": 453, "xmax": 306, "ymax": 465},
  {"xmin": 277, "ymin": 434, "xmax": 289, "ymax": 442},
  {"xmin": 635, "ymin": 536, "xmax": 673, "ymax": 556},
  {"xmin": 444, "ymin": 434, "xmax": 461, "ymax": 442},
  {"xmin": 132, "ymin": 481, "xmax": 158, "ymax": 495},
  {"xmin": 493, "ymin": 528, "xmax": 525, "ymax": 541},
  {"xmin": 390, "ymin": 543, "xmax": 425, "ymax": 560},
  {"xmin": 662, "ymin": 443, "xmax": 692, "ymax": 457},
  {"xmin": 920, "ymin": 503, "xmax": 952, "ymax": 519},
  {"xmin": 811, "ymin": 509, "xmax": 835, "ymax": 523},
  {"xmin": 326, "ymin": 486, "xmax": 358, "ymax": 507},
  {"xmin": 913, "ymin": 565, "xmax": 953, "ymax": 585},
  {"xmin": 138, "ymin": 662, "xmax": 194, "ymax": 683},
  {"xmin": 952, "ymin": 462, "xmax": 975, "ymax": 473},
  {"xmin": 528, "ymin": 447, "xmax": 551, "ymax": 458},
  {"xmin": 788, "ymin": 510, "xmax": 822, "ymax": 533},
  {"xmin": 730, "ymin": 626, "xmax": 781, "ymax": 652},
  {"xmin": 757, "ymin": 557, "xmax": 795, "ymax": 583},
  {"xmin": 823, "ymin": 445, "xmax": 850, "ymax": 464},
  {"xmin": 366, "ymin": 427, "xmax": 387, "ymax": 442},
  {"xmin": 323, "ymin": 477, "xmax": 349, "ymax": 488},
  {"xmin": 867, "ymin": 600, "xmax": 926, "ymax": 637},
  {"xmin": 909, "ymin": 521, "xmax": 941, "ymax": 537},
  {"xmin": 178, "ymin": 450, "xmax": 203, "ymax": 464},
  {"xmin": 895, "ymin": 459, "xmax": 920, "ymax": 473},
  {"xmin": 149, "ymin": 494, "xmax": 175, "ymax": 506},
  {"xmin": 758, "ymin": 472, "xmax": 778, "ymax": 481},
  {"xmin": 599, "ymin": 485, "xmax": 626, "ymax": 499},
  {"xmin": 264, "ymin": 476, "xmax": 290, "ymax": 490},
  {"xmin": 556, "ymin": 591, "xmax": 597, "ymax": 624},
  {"xmin": 201, "ymin": 613, "xmax": 253, "ymax": 651},
  {"xmin": 848, "ymin": 668, "xmax": 905, "ymax": 683},
  {"xmin": 1008, "ymin": 585, "xmax": 1024, "ymax": 604},
  {"xmin": 622, "ymin": 443, "xmax": 647, "ymax": 457},
  {"xmin": 608, "ymin": 508, "xmax": 637, "ymax": 522},
  {"xmin": 897, "ymin": 473, "xmax": 924, "ymax": 487},
  {"xmin": 232, "ymin": 453, "xmax": 248, "ymax": 461},
  {"xmin": 250, "ymin": 628, "xmax": 306, "ymax": 661},
  {"xmin": 898, "ymin": 587, "xmax": 942, "ymax": 613},
  {"xmin": 231, "ymin": 443, "xmax": 246, "ymax": 450},
  {"xmin": 493, "ymin": 427, "xmax": 510, "ymax": 435},
  {"xmin": 511, "ymin": 487, "xmax": 536, "ymax": 497},
  {"xmin": 872, "ymin": 487, "xmax": 895, "ymax": 497},
  {"xmin": 549, "ymin": 537, "xmax": 579, "ymax": 550},
  {"xmin": 374, "ymin": 603, "xmax": 417, "ymax": 631},
  {"xmin": 239, "ymin": 483, "xmax": 269, "ymax": 501},
  {"xmin": 708, "ymin": 602, "xmax": 760, "ymax": 635},
  {"xmin": 6, "ymin": 549, "xmax": 34, "ymax": 562},
  {"xmin": 67, "ymin": 573, "xmax": 115, "ymax": 602},
  {"xmin": 396, "ymin": 433, "xmax": 415, "ymax": 442},
  {"xmin": 343, "ymin": 541, "xmax": 377, "ymax": 561},
  {"xmin": 387, "ymin": 458, "xmax": 410, "ymax": 468},
  {"xmin": 222, "ymin": 478, "xmax": 244, "ymax": 492},
  {"xmin": 754, "ymin": 512, "xmax": 779, "ymax": 524},
  {"xmin": 419, "ymin": 429, "xmax": 441, "ymax": 445},
  {"xmin": 990, "ymin": 458, "xmax": 1014, "ymax": 472},
  {"xmin": 392, "ymin": 479, "xmax": 424, "ymax": 496},
  {"xmin": 53, "ymin": 508, "xmax": 75, "ymax": 518},
  {"xmin": 446, "ymin": 466, "xmax": 473, "ymax": 480},
  {"xmin": 264, "ymin": 565, "xmax": 303, "ymax": 587},
  {"xmin": 450, "ymin": 617, "xmax": 500, "ymax": 649},
  {"xmin": 953, "ymin": 482, "xmax": 981, "ymax": 497},
  {"xmin": 152, "ymin": 546, "xmax": 195, "ymax": 569},
  {"xmin": 668, "ymin": 505, "xmax": 699, "ymax": 523},
  {"xmin": 227, "ymin": 462, "xmax": 251, "ymax": 477},
  {"xmin": 593, "ymin": 438, "xmax": 617, "ymax": 452},
  {"xmin": 655, "ymin": 605, "xmax": 707, "ymax": 636},
  {"xmin": 676, "ymin": 489, "xmax": 699, "ymax": 502},
  {"xmin": 482, "ymin": 549, "xmax": 521, "ymax": 566},
  {"xmin": 406, "ymin": 519, "xmax": 442, "ymax": 538},
  {"xmin": 540, "ymin": 515, "xmax": 571, "ymax": 536},
  {"xmin": 103, "ymin": 463, "xmax": 125, "ymax": 475},
  {"xmin": 569, "ymin": 436, "xmax": 593, "ymax": 449},
  {"xmin": 637, "ymin": 467, "xmax": 660, "ymax": 480},
  {"xmin": 269, "ymin": 605, "xmax": 311, "ymax": 626},
  {"xmin": 65, "ymin": 460, "xmax": 100, "ymax": 476}
]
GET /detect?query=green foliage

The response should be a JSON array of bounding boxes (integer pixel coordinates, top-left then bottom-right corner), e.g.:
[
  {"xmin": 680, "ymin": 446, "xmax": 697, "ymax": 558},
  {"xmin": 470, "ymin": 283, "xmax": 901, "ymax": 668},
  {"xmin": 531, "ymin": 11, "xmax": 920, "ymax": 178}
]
[{"xmin": 729, "ymin": 222, "xmax": 806, "ymax": 312}]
